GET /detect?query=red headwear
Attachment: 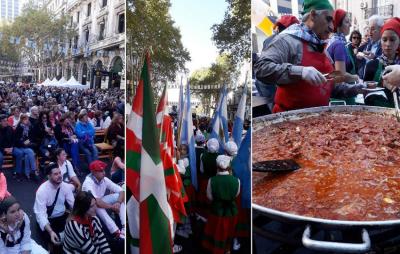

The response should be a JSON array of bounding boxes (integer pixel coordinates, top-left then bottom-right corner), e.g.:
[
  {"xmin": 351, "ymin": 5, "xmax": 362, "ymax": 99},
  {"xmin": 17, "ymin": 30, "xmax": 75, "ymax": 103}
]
[
  {"xmin": 89, "ymin": 160, "xmax": 107, "ymax": 172},
  {"xmin": 274, "ymin": 15, "xmax": 299, "ymax": 30},
  {"xmin": 381, "ymin": 17, "xmax": 400, "ymax": 38},
  {"xmin": 333, "ymin": 9, "xmax": 347, "ymax": 32}
]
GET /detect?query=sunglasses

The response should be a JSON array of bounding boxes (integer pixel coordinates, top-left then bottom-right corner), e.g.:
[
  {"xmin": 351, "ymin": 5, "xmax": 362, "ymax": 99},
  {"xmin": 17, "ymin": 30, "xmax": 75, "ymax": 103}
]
[{"xmin": 352, "ymin": 37, "xmax": 361, "ymax": 39}]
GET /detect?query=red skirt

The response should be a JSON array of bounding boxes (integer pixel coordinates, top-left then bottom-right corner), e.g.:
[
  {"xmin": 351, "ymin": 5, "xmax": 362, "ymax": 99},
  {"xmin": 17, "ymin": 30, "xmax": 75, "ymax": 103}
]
[
  {"xmin": 202, "ymin": 214, "xmax": 238, "ymax": 254},
  {"xmin": 196, "ymin": 176, "xmax": 211, "ymax": 218},
  {"xmin": 235, "ymin": 195, "xmax": 250, "ymax": 238},
  {"xmin": 184, "ymin": 184, "xmax": 196, "ymax": 213}
]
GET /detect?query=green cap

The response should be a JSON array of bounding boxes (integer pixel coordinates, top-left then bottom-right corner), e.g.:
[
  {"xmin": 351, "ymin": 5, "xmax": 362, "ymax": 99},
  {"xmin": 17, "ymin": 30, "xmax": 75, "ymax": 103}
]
[{"xmin": 302, "ymin": 0, "xmax": 334, "ymax": 14}]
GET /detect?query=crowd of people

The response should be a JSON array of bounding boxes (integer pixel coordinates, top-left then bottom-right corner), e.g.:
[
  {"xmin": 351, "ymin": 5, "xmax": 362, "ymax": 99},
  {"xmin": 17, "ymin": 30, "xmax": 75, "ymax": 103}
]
[
  {"xmin": 0, "ymin": 83, "xmax": 125, "ymax": 253},
  {"xmin": 253, "ymin": 0, "xmax": 400, "ymax": 114}
]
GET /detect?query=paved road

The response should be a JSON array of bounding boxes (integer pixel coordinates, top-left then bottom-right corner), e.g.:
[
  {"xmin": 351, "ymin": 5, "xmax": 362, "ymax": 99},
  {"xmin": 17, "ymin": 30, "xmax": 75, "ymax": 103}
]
[{"xmin": 5, "ymin": 159, "xmax": 104, "ymax": 250}]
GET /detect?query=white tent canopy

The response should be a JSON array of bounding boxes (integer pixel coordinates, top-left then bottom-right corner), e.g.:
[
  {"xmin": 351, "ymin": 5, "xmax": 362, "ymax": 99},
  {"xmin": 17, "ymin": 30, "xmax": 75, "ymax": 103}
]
[
  {"xmin": 64, "ymin": 76, "xmax": 89, "ymax": 89},
  {"xmin": 58, "ymin": 77, "xmax": 67, "ymax": 85},
  {"xmin": 66, "ymin": 76, "xmax": 80, "ymax": 86},
  {"xmin": 49, "ymin": 78, "xmax": 58, "ymax": 86},
  {"xmin": 41, "ymin": 78, "xmax": 51, "ymax": 86}
]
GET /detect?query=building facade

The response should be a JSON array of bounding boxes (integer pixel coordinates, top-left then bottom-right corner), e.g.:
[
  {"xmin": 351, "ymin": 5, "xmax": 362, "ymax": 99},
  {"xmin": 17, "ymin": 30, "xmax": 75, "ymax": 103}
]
[
  {"xmin": 331, "ymin": 0, "xmax": 400, "ymax": 35},
  {"xmin": 0, "ymin": 0, "xmax": 19, "ymax": 23},
  {"xmin": 43, "ymin": 0, "xmax": 125, "ymax": 89},
  {"xmin": 268, "ymin": 0, "xmax": 302, "ymax": 17}
]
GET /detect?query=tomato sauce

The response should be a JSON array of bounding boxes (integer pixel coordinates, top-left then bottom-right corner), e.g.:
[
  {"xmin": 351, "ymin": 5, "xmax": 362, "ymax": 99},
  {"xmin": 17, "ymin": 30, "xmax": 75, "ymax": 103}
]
[{"xmin": 253, "ymin": 112, "xmax": 400, "ymax": 221}]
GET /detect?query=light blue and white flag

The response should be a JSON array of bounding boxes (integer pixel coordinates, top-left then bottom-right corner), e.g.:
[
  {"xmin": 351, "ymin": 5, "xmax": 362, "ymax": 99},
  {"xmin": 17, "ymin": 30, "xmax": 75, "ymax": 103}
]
[
  {"xmin": 232, "ymin": 129, "xmax": 251, "ymax": 208},
  {"xmin": 210, "ymin": 85, "xmax": 229, "ymax": 146},
  {"xmin": 180, "ymin": 81, "xmax": 197, "ymax": 189},
  {"xmin": 232, "ymin": 77, "xmax": 248, "ymax": 148},
  {"xmin": 177, "ymin": 77, "xmax": 185, "ymax": 144}
]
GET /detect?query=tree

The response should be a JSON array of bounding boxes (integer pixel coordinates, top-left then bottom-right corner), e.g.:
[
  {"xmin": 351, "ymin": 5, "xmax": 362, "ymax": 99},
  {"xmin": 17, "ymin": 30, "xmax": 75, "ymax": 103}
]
[
  {"xmin": 0, "ymin": 25, "xmax": 20, "ymax": 62},
  {"xmin": 189, "ymin": 54, "xmax": 239, "ymax": 115},
  {"xmin": 127, "ymin": 0, "xmax": 190, "ymax": 99},
  {"xmin": 0, "ymin": 1, "xmax": 76, "ymax": 81},
  {"xmin": 211, "ymin": 0, "xmax": 251, "ymax": 65}
]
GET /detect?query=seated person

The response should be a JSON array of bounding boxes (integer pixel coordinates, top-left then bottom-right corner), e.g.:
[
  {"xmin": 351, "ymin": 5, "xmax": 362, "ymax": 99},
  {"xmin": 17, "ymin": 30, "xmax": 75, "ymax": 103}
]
[
  {"xmin": 54, "ymin": 115, "xmax": 80, "ymax": 172},
  {"xmin": 0, "ymin": 172, "xmax": 11, "ymax": 201},
  {"xmin": 63, "ymin": 191, "xmax": 112, "ymax": 253},
  {"xmin": 55, "ymin": 148, "xmax": 81, "ymax": 192},
  {"xmin": 0, "ymin": 196, "xmax": 47, "ymax": 254},
  {"xmin": 14, "ymin": 114, "xmax": 38, "ymax": 180},
  {"xmin": 106, "ymin": 113, "xmax": 124, "ymax": 158},
  {"xmin": 0, "ymin": 115, "xmax": 9, "ymax": 171},
  {"xmin": 75, "ymin": 112, "xmax": 98, "ymax": 165},
  {"xmin": 110, "ymin": 153, "xmax": 125, "ymax": 186},
  {"xmin": 363, "ymin": 18, "xmax": 400, "ymax": 107},
  {"xmin": 33, "ymin": 163, "xmax": 75, "ymax": 254},
  {"xmin": 82, "ymin": 160, "xmax": 125, "ymax": 239},
  {"xmin": 39, "ymin": 128, "xmax": 59, "ymax": 165}
]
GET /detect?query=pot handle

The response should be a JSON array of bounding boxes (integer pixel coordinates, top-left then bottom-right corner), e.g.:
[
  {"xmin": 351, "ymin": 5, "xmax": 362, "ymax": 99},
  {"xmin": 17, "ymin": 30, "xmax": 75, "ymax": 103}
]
[
  {"xmin": 302, "ymin": 225, "xmax": 371, "ymax": 253},
  {"xmin": 329, "ymin": 100, "xmax": 347, "ymax": 106}
]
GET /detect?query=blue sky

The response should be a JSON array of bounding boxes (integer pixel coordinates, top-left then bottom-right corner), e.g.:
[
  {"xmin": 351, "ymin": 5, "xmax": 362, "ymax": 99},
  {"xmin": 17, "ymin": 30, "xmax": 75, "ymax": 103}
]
[{"xmin": 170, "ymin": 0, "xmax": 228, "ymax": 75}]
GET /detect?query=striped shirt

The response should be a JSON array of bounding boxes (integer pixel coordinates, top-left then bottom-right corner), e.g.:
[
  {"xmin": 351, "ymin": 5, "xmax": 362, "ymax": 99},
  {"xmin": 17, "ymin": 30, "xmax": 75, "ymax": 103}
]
[{"xmin": 63, "ymin": 216, "xmax": 111, "ymax": 254}]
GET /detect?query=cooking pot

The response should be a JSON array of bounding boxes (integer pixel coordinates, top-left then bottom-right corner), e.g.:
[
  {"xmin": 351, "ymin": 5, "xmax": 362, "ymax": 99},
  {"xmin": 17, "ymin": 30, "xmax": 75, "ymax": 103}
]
[{"xmin": 252, "ymin": 105, "xmax": 400, "ymax": 253}]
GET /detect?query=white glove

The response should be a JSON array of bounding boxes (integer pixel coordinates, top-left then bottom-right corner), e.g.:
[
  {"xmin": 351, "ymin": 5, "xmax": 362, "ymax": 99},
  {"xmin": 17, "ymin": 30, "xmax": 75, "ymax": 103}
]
[
  {"xmin": 177, "ymin": 159, "xmax": 186, "ymax": 174},
  {"xmin": 301, "ymin": 66, "xmax": 327, "ymax": 86},
  {"xmin": 382, "ymin": 65, "xmax": 400, "ymax": 89},
  {"xmin": 183, "ymin": 158, "xmax": 189, "ymax": 168}
]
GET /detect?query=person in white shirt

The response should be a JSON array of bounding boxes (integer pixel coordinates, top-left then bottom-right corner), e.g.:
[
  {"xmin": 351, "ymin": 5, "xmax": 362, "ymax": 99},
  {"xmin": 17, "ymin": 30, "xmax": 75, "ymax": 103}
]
[
  {"xmin": 82, "ymin": 160, "xmax": 125, "ymax": 238},
  {"xmin": 0, "ymin": 196, "xmax": 47, "ymax": 254},
  {"xmin": 33, "ymin": 163, "xmax": 75, "ymax": 253},
  {"xmin": 55, "ymin": 148, "xmax": 81, "ymax": 192}
]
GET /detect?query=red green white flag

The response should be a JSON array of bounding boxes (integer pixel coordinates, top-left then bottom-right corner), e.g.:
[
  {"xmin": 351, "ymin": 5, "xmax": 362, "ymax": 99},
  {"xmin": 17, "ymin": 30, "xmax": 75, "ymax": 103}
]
[
  {"xmin": 156, "ymin": 84, "xmax": 187, "ymax": 223},
  {"xmin": 127, "ymin": 53, "xmax": 173, "ymax": 254}
]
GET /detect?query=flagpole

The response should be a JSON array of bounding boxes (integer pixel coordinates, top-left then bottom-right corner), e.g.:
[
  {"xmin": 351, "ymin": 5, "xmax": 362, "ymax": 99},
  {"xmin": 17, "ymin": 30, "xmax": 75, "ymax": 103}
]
[{"xmin": 176, "ymin": 76, "xmax": 184, "ymax": 147}]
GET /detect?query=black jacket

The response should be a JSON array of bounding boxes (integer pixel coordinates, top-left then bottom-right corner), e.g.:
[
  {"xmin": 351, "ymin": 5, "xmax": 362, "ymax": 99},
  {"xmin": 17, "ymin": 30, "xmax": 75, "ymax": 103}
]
[{"xmin": 0, "ymin": 126, "xmax": 15, "ymax": 153}]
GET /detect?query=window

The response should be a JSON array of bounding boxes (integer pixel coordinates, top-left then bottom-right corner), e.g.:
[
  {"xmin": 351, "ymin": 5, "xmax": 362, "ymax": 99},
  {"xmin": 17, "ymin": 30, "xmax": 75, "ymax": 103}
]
[
  {"xmin": 85, "ymin": 29, "xmax": 89, "ymax": 43},
  {"xmin": 87, "ymin": 3, "xmax": 91, "ymax": 17},
  {"xmin": 69, "ymin": 39, "xmax": 72, "ymax": 49},
  {"xmin": 70, "ymin": 16, "xmax": 73, "ymax": 26},
  {"xmin": 99, "ymin": 23, "xmax": 105, "ymax": 40},
  {"xmin": 1, "ymin": 0, "xmax": 6, "ymax": 18},
  {"xmin": 77, "ymin": 11, "xmax": 80, "ymax": 23},
  {"xmin": 102, "ymin": 0, "xmax": 107, "ymax": 8},
  {"xmin": 118, "ymin": 13, "xmax": 125, "ymax": 33},
  {"xmin": 277, "ymin": 6, "xmax": 292, "ymax": 14},
  {"xmin": 73, "ymin": 36, "xmax": 78, "ymax": 49}
]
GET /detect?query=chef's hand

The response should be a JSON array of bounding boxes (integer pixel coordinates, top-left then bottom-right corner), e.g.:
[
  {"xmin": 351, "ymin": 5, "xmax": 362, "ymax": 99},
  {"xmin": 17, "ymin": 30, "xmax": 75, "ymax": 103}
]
[
  {"xmin": 382, "ymin": 65, "xmax": 400, "ymax": 88},
  {"xmin": 301, "ymin": 67, "xmax": 327, "ymax": 86}
]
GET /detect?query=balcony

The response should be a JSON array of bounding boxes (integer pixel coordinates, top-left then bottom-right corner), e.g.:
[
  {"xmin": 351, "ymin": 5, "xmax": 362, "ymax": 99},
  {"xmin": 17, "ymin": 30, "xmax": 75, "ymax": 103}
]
[{"xmin": 364, "ymin": 4, "xmax": 393, "ymax": 19}]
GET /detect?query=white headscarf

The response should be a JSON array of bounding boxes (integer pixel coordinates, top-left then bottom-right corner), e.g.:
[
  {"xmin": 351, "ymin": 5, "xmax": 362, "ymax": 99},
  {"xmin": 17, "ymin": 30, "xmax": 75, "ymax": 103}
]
[
  {"xmin": 225, "ymin": 141, "xmax": 238, "ymax": 156},
  {"xmin": 216, "ymin": 155, "xmax": 231, "ymax": 170},
  {"xmin": 207, "ymin": 138, "xmax": 219, "ymax": 153}
]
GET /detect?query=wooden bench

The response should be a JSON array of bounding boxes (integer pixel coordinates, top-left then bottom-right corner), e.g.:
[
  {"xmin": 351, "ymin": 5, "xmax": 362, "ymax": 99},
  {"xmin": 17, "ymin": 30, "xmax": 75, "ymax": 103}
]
[
  {"xmin": 95, "ymin": 142, "xmax": 114, "ymax": 160},
  {"xmin": 95, "ymin": 128, "xmax": 114, "ymax": 160},
  {"xmin": 2, "ymin": 154, "xmax": 14, "ymax": 169},
  {"xmin": 95, "ymin": 129, "xmax": 106, "ymax": 143}
]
